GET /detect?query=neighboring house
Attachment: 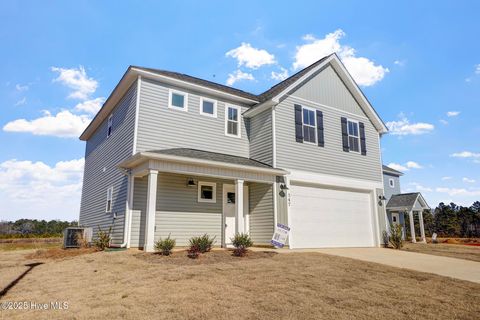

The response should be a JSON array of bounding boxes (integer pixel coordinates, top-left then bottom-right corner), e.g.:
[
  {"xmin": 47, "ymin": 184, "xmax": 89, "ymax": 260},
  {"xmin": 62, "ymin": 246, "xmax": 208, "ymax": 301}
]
[
  {"xmin": 382, "ymin": 165, "xmax": 429, "ymax": 242},
  {"xmin": 79, "ymin": 53, "xmax": 391, "ymax": 251}
]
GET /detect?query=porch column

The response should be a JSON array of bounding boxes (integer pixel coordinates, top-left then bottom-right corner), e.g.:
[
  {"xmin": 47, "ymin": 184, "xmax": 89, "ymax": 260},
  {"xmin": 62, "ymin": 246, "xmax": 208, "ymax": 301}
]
[
  {"xmin": 408, "ymin": 209, "xmax": 416, "ymax": 243},
  {"xmin": 235, "ymin": 179, "xmax": 245, "ymax": 234},
  {"xmin": 144, "ymin": 170, "xmax": 158, "ymax": 252},
  {"xmin": 418, "ymin": 210, "xmax": 426, "ymax": 243}
]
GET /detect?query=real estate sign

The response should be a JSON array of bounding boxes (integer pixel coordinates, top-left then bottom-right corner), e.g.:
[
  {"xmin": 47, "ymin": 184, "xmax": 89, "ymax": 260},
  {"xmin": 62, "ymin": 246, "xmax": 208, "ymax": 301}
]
[{"xmin": 271, "ymin": 223, "xmax": 290, "ymax": 248}]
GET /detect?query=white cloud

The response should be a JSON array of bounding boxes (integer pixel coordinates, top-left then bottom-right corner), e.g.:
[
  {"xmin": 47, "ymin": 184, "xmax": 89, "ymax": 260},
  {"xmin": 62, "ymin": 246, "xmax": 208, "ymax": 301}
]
[
  {"xmin": 293, "ymin": 29, "xmax": 389, "ymax": 87},
  {"xmin": 226, "ymin": 70, "xmax": 255, "ymax": 86},
  {"xmin": 0, "ymin": 158, "xmax": 84, "ymax": 221},
  {"xmin": 450, "ymin": 151, "xmax": 480, "ymax": 159},
  {"xmin": 447, "ymin": 111, "xmax": 460, "ymax": 117},
  {"xmin": 51, "ymin": 66, "xmax": 98, "ymax": 100},
  {"xmin": 394, "ymin": 60, "xmax": 406, "ymax": 67},
  {"xmin": 3, "ymin": 110, "xmax": 91, "ymax": 138},
  {"xmin": 226, "ymin": 43, "xmax": 276, "ymax": 69},
  {"xmin": 15, "ymin": 97, "xmax": 27, "ymax": 106},
  {"xmin": 441, "ymin": 176, "xmax": 452, "ymax": 181},
  {"xmin": 387, "ymin": 161, "xmax": 422, "ymax": 172},
  {"xmin": 463, "ymin": 177, "xmax": 476, "ymax": 183},
  {"xmin": 386, "ymin": 116, "xmax": 434, "ymax": 136},
  {"xmin": 435, "ymin": 187, "xmax": 480, "ymax": 197},
  {"xmin": 271, "ymin": 67, "xmax": 289, "ymax": 81},
  {"xmin": 475, "ymin": 64, "xmax": 480, "ymax": 75},
  {"xmin": 74, "ymin": 97, "xmax": 105, "ymax": 114},
  {"xmin": 409, "ymin": 182, "xmax": 432, "ymax": 192},
  {"xmin": 15, "ymin": 84, "xmax": 29, "ymax": 92},
  {"xmin": 406, "ymin": 161, "xmax": 423, "ymax": 169},
  {"xmin": 439, "ymin": 119, "xmax": 448, "ymax": 125},
  {"xmin": 387, "ymin": 162, "xmax": 407, "ymax": 172}
]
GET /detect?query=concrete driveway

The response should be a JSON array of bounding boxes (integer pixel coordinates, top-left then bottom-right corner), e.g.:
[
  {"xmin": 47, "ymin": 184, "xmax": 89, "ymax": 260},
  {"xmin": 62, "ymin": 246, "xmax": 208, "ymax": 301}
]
[{"xmin": 311, "ymin": 248, "xmax": 480, "ymax": 284}]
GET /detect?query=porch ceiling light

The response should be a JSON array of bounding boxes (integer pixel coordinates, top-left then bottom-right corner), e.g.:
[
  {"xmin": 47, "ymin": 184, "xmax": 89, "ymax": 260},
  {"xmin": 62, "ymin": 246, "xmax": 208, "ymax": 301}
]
[{"xmin": 187, "ymin": 178, "xmax": 196, "ymax": 187}]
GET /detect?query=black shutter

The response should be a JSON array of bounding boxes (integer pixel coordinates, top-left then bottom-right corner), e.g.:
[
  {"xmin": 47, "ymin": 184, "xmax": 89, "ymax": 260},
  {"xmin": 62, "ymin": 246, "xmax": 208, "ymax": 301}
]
[
  {"xmin": 359, "ymin": 122, "xmax": 367, "ymax": 155},
  {"xmin": 294, "ymin": 104, "xmax": 303, "ymax": 143},
  {"xmin": 316, "ymin": 110, "xmax": 324, "ymax": 147},
  {"xmin": 341, "ymin": 117, "xmax": 349, "ymax": 152}
]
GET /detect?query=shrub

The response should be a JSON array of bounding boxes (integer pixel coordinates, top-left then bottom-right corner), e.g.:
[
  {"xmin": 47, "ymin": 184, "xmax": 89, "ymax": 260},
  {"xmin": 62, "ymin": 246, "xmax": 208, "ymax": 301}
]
[
  {"xmin": 189, "ymin": 234, "xmax": 216, "ymax": 253},
  {"xmin": 187, "ymin": 244, "xmax": 200, "ymax": 259},
  {"xmin": 231, "ymin": 233, "xmax": 253, "ymax": 257},
  {"xmin": 75, "ymin": 231, "xmax": 90, "ymax": 248},
  {"xmin": 154, "ymin": 234, "xmax": 176, "ymax": 256},
  {"xmin": 93, "ymin": 226, "xmax": 111, "ymax": 251},
  {"xmin": 382, "ymin": 230, "xmax": 389, "ymax": 248},
  {"xmin": 389, "ymin": 224, "xmax": 403, "ymax": 249}
]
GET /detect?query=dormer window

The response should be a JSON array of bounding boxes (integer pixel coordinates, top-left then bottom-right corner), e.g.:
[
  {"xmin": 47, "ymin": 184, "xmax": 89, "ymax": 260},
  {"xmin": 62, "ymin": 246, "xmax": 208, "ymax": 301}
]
[{"xmin": 107, "ymin": 114, "xmax": 113, "ymax": 138}]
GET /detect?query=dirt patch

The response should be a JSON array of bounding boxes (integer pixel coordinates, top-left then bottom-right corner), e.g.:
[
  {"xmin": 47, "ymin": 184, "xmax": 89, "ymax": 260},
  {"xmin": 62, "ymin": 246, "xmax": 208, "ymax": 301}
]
[
  {"xmin": 25, "ymin": 247, "xmax": 96, "ymax": 260},
  {"xmin": 134, "ymin": 249, "xmax": 277, "ymax": 265},
  {"xmin": 402, "ymin": 242, "xmax": 480, "ymax": 262}
]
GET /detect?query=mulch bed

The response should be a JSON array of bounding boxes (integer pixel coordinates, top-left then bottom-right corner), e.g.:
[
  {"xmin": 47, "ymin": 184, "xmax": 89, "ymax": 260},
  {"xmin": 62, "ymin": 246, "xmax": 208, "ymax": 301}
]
[
  {"xmin": 25, "ymin": 247, "xmax": 97, "ymax": 260},
  {"xmin": 134, "ymin": 249, "xmax": 277, "ymax": 265}
]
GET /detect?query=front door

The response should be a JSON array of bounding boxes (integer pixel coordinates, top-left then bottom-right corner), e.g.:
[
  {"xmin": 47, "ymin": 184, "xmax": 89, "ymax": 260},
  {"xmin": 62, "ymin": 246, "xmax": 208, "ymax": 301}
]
[
  {"xmin": 391, "ymin": 212, "xmax": 400, "ymax": 226},
  {"xmin": 223, "ymin": 184, "xmax": 249, "ymax": 247}
]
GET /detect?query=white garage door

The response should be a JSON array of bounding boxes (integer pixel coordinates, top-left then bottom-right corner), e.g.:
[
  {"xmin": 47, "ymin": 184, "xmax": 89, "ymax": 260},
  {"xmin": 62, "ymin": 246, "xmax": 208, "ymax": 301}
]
[{"xmin": 289, "ymin": 184, "xmax": 375, "ymax": 248}]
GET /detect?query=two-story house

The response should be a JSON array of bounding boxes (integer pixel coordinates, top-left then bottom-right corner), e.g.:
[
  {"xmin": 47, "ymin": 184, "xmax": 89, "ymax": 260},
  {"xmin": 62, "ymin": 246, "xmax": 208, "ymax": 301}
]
[{"xmin": 79, "ymin": 53, "xmax": 391, "ymax": 251}]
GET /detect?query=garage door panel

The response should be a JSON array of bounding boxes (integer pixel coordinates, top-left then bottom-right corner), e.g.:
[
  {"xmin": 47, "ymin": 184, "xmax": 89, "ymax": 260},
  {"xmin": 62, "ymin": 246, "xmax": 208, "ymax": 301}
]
[{"xmin": 290, "ymin": 184, "xmax": 374, "ymax": 248}]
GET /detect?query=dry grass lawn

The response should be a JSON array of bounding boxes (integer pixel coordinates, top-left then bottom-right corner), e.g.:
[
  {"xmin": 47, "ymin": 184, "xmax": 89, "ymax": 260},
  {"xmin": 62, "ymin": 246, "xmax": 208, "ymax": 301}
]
[
  {"xmin": 0, "ymin": 248, "xmax": 479, "ymax": 320},
  {"xmin": 0, "ymin": 238, "xmax": 62, "ymax": 251},
  {"xmin": 402, "ymin": 243, "xmax": 480, "ymax": 262}
]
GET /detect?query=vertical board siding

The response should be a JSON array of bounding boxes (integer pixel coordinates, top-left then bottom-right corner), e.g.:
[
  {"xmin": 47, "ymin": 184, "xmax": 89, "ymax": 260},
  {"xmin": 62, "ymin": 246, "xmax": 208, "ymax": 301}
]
[
  {"xmin": 275, "ymin": 94, "xmax": 382, "ymax": 182},
  {"xmin": 249, "ymin": 183, "xmax": 274, "ymax": 244},
  {"xmin": 79, "ymin": 82, "xmax": 137, "ymax": 244},
  {"xmin": 383, "ymin": 174, "xmax": 401, "ymax": 201},
  {"xmin": 249, "ymin": 108, "xmax": 273, "ymax": 165},
  {"xmin": 136, "ymin": 79, "xmax": 250, "ymax": 157}
]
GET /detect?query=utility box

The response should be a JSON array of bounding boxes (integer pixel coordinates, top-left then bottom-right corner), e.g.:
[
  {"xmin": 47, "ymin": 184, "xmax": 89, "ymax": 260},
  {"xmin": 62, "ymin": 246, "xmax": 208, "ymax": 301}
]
[{"xmin": 63, "ymin": 227, "xmax": 93, "ymax": 248}]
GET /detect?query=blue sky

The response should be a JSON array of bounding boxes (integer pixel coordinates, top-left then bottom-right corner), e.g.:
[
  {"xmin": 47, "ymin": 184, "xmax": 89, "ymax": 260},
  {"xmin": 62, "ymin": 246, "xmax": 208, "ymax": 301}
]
[{"xmin": 1, "ymin": 1, "xmax": 479, "ymax": 221}]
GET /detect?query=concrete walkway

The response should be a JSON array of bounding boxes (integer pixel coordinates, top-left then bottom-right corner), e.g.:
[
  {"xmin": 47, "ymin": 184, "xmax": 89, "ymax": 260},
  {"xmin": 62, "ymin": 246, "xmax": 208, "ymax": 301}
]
[{"xmin": 308, "ymin": 248, "xmax": 480, "ymax": 284}]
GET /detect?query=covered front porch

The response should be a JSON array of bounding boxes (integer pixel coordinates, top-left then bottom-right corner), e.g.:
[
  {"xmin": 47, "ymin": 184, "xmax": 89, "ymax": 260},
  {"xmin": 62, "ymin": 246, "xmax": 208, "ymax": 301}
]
[
  {"xmin": 386, "ymin": 192, "xmax": 430, "ymax": 243},
  {"xmin": 118, "ymin": 148, "xmax": 287, "ymax": 251}
]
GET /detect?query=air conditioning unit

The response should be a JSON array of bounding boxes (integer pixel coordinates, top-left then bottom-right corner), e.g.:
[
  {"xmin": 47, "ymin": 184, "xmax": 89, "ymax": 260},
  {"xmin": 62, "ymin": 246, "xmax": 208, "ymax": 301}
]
[{"xmin": 63, "ymin": 227, "xmax": 93, "ymax": 248}]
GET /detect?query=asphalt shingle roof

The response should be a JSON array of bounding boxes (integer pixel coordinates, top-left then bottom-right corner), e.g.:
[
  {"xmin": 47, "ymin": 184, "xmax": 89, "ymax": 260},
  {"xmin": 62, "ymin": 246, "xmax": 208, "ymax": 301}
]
[
  {"xmin": 386, "ymin": 193, "xmax": 420, "ymax": 209},
  {"xmin": 148, "ymin": 148, "xmax": 273, "ymax": 169},
  {"xmin": 382, "ymin": 165, "xmax": 403, "ymax": 176}
]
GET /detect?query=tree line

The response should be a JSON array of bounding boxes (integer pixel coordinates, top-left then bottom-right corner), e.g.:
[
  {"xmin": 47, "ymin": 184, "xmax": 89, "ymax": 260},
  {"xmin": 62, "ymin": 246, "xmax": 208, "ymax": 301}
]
[{"xmin": 0, "ymin": 219, "xmax": 78, "ymax": 238}]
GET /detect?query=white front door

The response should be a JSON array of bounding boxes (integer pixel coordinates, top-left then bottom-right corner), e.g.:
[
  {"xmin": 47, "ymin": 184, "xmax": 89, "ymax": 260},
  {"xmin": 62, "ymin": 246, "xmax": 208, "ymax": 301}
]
[{"xmin": 223, "ymin": 184, "xmax": 249, "ymax": 246}]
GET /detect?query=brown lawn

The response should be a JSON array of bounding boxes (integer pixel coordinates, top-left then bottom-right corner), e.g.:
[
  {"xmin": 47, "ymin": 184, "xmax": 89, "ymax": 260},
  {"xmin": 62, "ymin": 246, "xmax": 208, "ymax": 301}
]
[
  {"xmin": 0, "ymin": 248, "xmax": 479, "ymax": 320},
  {"xmin": 402, "ymin": 242, "xmax": 480, "ymax": 262},
  {"xmin": 0, "ymin": 238, "xmax": 62, "ymax": 251}
]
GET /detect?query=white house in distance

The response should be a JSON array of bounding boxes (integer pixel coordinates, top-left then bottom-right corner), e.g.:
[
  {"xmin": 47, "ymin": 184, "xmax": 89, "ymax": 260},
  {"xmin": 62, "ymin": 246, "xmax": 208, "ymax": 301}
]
[{"xmin": 78, "ymin": 53, "xmax": 426, "ymax": 251}]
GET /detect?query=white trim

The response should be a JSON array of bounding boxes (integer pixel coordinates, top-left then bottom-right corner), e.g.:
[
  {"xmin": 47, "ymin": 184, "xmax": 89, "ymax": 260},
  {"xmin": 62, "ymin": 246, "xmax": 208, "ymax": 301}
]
[
  {"xmin": 199, "ymin": 97, "xmax": 217, "ymax": 118},
  {"xmin": 272, "ymin": 106, "xmax": 277, "ymax": 167},
  {"xmin": 168, "ymin": 88, "xmax": 188, "ymax": 112},
  {"xmin": 289, "ymin": 95, "xmax": 369, "ymax": 121},
  {"xmin": 300, "ymin": 105, "xmax": 317, "ymax": 145},
  {"xmin": 197, "ymin": 181, "xmax": 217, "ymax": 203},
  {"xmin": 126, "ymin": 174, "xmax": 135, "ymax": 248},
  {"xmin": 389, "ymin": 178, "xmax": 395, "ymax": 188},
  {"xmin": 346, "ymin": 118, "xmax": 360, "ymax": 153},
  {"xmin": 132, "ymin": 75, "xmax": 141, "ymax": 154},
  {"xmin": 105, "ymin": 186, "xmax": 113, "ymax": 213},
  {"xmin": 107, "ymin": 114, "xmax": 113, "ymax": 138},
  {"xmin": 224, "ymin": 105, "xmax": 241, "ymax": 138}
]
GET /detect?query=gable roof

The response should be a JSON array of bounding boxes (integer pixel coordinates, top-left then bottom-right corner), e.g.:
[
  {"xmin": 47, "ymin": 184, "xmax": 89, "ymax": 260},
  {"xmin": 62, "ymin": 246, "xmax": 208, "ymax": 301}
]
[
  {"xmin": 80, "ymin": 54, "xmax": 387, "ymax": 140},
  {"xmin": 386, "ymin": 192, "xmax": 430, "ymax": 210},
  {"xmin": 382, "ymin": 165, "xmax": 404, "ymax": 176}
]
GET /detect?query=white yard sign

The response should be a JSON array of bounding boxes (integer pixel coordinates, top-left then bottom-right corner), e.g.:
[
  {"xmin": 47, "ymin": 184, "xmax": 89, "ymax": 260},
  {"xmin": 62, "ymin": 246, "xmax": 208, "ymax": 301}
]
[{"xmin": 271, "ymin": 223, "xmax": 290, "ymax": 248}]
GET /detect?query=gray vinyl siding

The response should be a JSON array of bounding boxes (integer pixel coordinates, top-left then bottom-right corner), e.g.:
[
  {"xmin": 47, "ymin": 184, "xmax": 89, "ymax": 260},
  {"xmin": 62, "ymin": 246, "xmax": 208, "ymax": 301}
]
[
  {"xmin": 79, "ymin": 82, "xmax": 137, "ymax": 244},
  {"xmin": 249, "ymin": 183, "xmax": 274, "ymax": 244},
  {"xmin": 275, "ymin": 95, "xmax": 382, "ymax": 182},
  {"xmin": 130, "ymin": 176, "xmax": 147, "ymax": 247},
  {"xmin": 249, "ymin": 109, "xmax": 273, "ymax": 165},
  {"xmin": 383, "ymin": 173, "xmax": 401, "ymax": 201},
  {"xmin": 136, "ymin": 78, "xmax": 250, "ymax": 157}
]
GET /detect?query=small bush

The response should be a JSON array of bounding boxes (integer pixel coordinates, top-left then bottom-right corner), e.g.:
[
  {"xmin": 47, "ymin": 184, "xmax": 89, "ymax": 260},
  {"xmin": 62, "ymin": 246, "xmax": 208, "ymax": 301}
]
[
  {"xmin": 189, "ymin": 234, "xmax": 216, "ymax": 253},
  {"xmin": 382, "ymin": 230, "xmax": 389, "ymax": 248},
  {"xmin": 389, "ymin": 224, "xmax": 403, "ymax": 249},
  {"xmin": 75, "ymin": 231, "xmax": 90, "ymax": 248},
  {"xmin": 154, "ymin": 234, "xmax": 176, "ymax": 256},
  {"xmin": 231, "ymin": 233, "xmax": 253, "ymax": 257},
  {"xmin": 187, "ymin": 244, "xmax": 200, "ymax": 259},
  {"xmin": 93, "ymin": 226, "xmax": 111, "ymax": 251}
]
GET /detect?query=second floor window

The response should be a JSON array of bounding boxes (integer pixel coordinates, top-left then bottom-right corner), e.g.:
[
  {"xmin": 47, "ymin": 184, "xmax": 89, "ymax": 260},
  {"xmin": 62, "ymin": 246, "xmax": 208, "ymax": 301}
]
[
  {"xmin": 107, "ymin": 114, "xmax": 113, "ymax": 137},
  {"xmin": 347, "ymin": 120, "xmax": 360, "ymax": 152},
  {"xmin": 389, "ymin": 178, "xmax": 395, "ymax": 188},
  {"xmin": 200, "ymin": 97, "xmax": 217, "ymax": 117},
  {"xmin": 225, "ymin": 105, "xmax": 240, "ymax": 137},
  {"xmin": 169, "ymin": 89, "xmax": 188, "ymax": 111},
  {"xmin": 302, "ymin": 107, "xmax": 316, "ymax": 143},
  {"xmin": 106, "ymin": 187, "xmax": 113, "ymax": 212}
]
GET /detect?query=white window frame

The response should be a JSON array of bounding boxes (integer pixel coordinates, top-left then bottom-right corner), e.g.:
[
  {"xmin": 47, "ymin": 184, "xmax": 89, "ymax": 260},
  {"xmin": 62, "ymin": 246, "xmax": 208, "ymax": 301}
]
[
  {"xmin": 106, "ymin": 186, "xmax": 113, "ymax": 213},
  {"xmin": 198, "ymin": 181, "xmax": 217, "ymax": 203},
  {"xmin": 107, "ymin": 114, "xmax": 113, "ymax": 138},
  {"xmin": 347, "ymin": 119, "xmax": 360, "ymax": 153},
  {"xmin": 301, "ymin": 105, "xmax": 317, "ymax": 144},
  {"xmin": 225, "ymin": 105, "xmax": 241, "ymax": 138},
  {"xmin": 199, "ymin": 97, "xmax": 217, "ymax": 118},
  {"xmin": 389, "ymin": 178, "xmax": 395, "ymax": 188},
  {"xmin": 168, "ymin": 89, "xmax": 188, "ymax": 111}
]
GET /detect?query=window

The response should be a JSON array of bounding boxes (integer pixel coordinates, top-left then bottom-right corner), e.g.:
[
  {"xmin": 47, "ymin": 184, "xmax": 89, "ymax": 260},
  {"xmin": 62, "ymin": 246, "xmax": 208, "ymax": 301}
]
[
  {"xmin": 347, "ymin": 120, "xmax": 360, "ymax": 152},
  {"xmin": 107, "ymin": 114, "xmax": 113, "ymax": 137},
  {"xmin": 198, "ymin": 182, "xmax": 216, "ymax": 203},
  {"xmin": 392, "ymin": 216, "xmax": 397, "ymax": 223},
  {"xmin": 168, "ymin": 89, "xmax": 188, "ymax": 111},
  {"xmin": 225, "ymin": 105, "xmax": 240, "ymax": 137},
  {"xmin": 389, "ymin": 178, "xmax": 395, "ymax": 188},
  {"xmin": 200, "ymin": 97, "xmax": 217, "ymax": 117},
  {"xmin": 227, "ymin": 192, "xmax": 235, "ymax": 204},
  {"xmin": 302, "ymin": 107, "xmax": 316, "ymax": 143},
  {"xmin": 106, "ymin": 187, "xmax": 113, "ymax": 212}
]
